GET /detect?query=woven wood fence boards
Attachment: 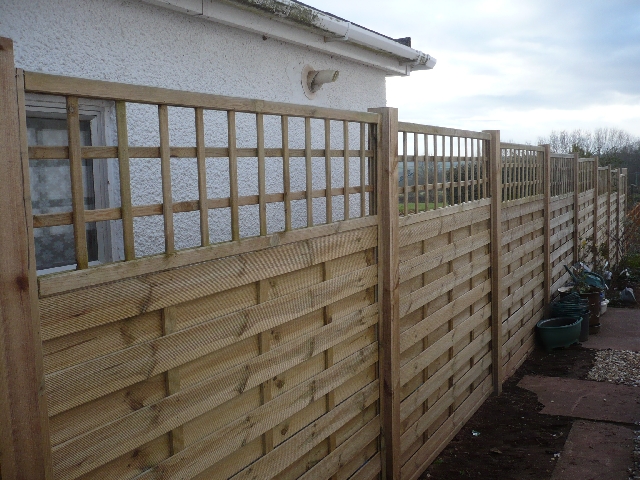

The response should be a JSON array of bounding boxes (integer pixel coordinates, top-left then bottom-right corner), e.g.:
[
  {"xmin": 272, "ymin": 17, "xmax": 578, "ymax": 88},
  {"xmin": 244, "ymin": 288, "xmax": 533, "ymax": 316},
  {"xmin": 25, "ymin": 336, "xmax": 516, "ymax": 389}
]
[
  {"xmin": 41, "ymin": 210, "xmax": 382, "ymax": 479},
  {"xmin": 397, "ymin": 203, "xmax": 493, "ymax": 480}
]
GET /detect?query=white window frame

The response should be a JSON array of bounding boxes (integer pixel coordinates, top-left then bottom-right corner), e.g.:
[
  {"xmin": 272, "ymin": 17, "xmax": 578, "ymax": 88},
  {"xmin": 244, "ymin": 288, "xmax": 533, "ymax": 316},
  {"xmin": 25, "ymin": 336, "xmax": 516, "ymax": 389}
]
[{"xmin": 25, "ymin": 94, "xmax": 123, "ymax": 274}]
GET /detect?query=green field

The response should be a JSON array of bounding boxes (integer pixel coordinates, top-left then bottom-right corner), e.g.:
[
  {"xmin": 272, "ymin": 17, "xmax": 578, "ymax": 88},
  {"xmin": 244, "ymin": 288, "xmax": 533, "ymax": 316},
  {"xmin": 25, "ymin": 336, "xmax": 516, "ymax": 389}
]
[{"xmin": 398, "ymin": 202, "xmax": 438, "ymax": 214}]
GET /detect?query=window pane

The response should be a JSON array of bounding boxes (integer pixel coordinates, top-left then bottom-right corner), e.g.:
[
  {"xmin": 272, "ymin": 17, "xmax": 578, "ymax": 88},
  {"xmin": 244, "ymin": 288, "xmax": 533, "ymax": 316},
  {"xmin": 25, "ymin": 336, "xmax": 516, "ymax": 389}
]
[{"xmin": 28, "ymin": 116, "xmax": 98, "ymax": 270}]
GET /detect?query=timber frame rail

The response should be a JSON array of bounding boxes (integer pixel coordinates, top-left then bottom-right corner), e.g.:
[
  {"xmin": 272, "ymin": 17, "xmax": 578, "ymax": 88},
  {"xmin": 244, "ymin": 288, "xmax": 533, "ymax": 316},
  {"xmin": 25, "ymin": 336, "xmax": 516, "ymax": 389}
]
[{"xmin": 0, "ymin": 36, "xmax": 627, "ymax": 480}]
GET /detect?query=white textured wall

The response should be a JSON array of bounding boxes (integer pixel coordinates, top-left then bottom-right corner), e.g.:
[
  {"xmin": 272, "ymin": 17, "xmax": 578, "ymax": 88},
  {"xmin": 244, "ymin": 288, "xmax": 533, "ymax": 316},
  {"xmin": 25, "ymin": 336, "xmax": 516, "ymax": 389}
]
[{"xmin": 0, "ymin": 0, "xmax": 387, "ymax": 258}]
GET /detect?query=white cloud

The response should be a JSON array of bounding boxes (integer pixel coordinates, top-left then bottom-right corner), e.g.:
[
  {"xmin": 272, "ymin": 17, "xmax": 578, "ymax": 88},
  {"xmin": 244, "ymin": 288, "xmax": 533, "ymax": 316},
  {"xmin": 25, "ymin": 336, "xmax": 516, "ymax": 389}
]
[{"xmin": 307, "ymin": 0, "xmax": 640, "ymax": 143}]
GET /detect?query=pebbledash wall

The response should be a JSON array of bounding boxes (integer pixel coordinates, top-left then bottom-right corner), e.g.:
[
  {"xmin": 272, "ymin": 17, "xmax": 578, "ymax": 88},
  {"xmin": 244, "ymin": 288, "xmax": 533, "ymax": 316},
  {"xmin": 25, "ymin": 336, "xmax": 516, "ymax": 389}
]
[{"xmin": 0, "ymin": 0, "xmax": 389, "ymax": 258}]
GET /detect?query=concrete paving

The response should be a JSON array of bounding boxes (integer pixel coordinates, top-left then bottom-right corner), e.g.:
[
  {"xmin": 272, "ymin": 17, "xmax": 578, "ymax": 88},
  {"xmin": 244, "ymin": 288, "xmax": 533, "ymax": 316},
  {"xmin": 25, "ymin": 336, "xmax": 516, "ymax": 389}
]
[
  {"xmin": 550, "ymin": 420, "xmax": 635, "ymax": 480},
  {"xmin": 583, "ymin": 307, "xmax": 640, "ymax": 352},
  {"xmin": 519, "ymin": 308, "xmax": 640, "ymax": 479},
  {"xmin": 518, "ymin": 375, "xmax": 640, "ymax": 424}
]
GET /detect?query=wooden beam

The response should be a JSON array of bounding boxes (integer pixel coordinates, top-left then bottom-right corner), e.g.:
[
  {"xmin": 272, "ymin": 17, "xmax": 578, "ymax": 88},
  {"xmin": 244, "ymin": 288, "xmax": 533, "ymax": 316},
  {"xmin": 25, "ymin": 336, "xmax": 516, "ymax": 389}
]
[
  {"xmin": 24, "ymin": 71, "xmax": 377, "ymax": 123},
  {"xmin": 369, "ymin": 107, "xmax": 400, "ymax": 480},
  {"xmin": 616, "ymin": 168, "xmax": 621, "ymax": 265},
  {"xmin": 593, "ymin": 156, "xmax": 599, "ymax": 253},
  {"xmin": 158, "ymin": 104, "xmax": 174, "ymax": 253},
  {"xmin": 195, "ymin": 107, "xmax": 209, "ymax": 246},
  {"xmin": 0, "ymin": 37, "xmax": 53, "ymax": 479},
  {"xmin": 485, "ymin": 130, "xmax": 503, "ymax": 395},
  {"xmin": 66, "ymin": 96, "xmax": 89, "ymax": 269},
  {"xmin": 116, "ymin": 100, "xmax": 136, "ymax": 260},
  {"xmin": 305, "ymin": 117, "xmax": 313, "ymax": 227},
  {"xmin": 573, "ymin": 153, "xmax": 579, "ymax": 265},
  {"xmin": 543, "ymin": 145, "xmax": 551, "ymax": 307},
  {"xmin": 607, "ymin": 164, "xmax": 612, "ymax": 263}
]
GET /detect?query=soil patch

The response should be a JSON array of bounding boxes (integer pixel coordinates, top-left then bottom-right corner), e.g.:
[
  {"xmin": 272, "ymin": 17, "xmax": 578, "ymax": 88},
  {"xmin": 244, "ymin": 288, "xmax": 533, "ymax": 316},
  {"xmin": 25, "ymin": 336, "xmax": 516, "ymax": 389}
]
[{"xmin": 420, "ymin": 345, "xmax": 595, "ymax": 479}]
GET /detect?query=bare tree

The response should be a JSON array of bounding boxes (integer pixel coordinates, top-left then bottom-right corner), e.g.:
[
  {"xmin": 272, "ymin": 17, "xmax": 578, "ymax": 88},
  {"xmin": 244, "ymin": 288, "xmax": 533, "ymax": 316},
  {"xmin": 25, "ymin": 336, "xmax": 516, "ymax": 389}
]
[{"xmin": 538, "ymin": 128, "xmax": 640, "ymax": 167}]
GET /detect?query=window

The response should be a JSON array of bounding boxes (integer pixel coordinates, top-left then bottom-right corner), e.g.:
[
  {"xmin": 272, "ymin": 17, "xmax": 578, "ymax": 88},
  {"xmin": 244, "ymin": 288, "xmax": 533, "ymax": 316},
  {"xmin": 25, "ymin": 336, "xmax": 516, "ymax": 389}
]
[{"xmin": 26, "ymin": 95, "xmax": 118, "ymax": 274}]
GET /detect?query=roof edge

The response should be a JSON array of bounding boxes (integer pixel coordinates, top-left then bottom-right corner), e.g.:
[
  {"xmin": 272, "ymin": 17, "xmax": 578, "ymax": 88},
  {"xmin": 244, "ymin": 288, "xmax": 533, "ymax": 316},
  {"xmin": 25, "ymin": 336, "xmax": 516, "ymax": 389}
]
[{"xmin": 141, "ymin": 0, "xmax": 436, "ymax": 75}]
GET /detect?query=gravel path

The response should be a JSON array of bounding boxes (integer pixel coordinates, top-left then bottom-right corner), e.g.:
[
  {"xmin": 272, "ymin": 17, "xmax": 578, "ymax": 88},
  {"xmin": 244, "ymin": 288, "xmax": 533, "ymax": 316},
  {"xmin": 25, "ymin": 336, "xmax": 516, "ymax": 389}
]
[
  {"xmin": 587, "ymin": 349, "xmax": 640, "ymax": 387},
  {"xmin": 586, "ymin": 349, "xmax": 640, "ymax": 479}
]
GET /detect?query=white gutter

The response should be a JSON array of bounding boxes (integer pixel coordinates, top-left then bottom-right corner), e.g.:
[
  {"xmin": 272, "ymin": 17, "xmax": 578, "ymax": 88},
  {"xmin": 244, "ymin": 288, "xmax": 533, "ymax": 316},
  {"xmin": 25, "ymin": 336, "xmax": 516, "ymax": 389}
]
[
  {"xmin": 311, "ymin": 9, "xmax": 436, "ymax": 71},
  {"xmin": 141, "ymin": 0, "xmax": 436, "ymax": 74}
]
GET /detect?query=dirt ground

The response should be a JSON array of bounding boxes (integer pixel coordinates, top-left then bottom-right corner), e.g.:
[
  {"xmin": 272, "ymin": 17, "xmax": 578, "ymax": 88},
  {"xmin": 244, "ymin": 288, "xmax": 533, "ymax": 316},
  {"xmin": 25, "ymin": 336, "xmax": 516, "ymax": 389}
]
[{"xmin": 420, "ymin": 346, "xmax": 596, "ymax": 480}]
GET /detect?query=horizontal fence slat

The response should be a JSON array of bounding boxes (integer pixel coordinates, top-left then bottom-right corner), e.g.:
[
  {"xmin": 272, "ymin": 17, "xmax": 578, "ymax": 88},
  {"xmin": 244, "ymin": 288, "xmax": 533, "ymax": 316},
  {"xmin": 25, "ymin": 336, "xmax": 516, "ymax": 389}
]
[
  {"xmin": 399, "ymin": 204, "xmax": 491, "ymax": 247},
  {"xmin": 40, "ymin": 237, "xmax": 377, "ymax": 341},
  {"xmin": 400, "ymin": 351, "xmax": 492, "ymax": 452},
  {"xmin": 500, "ymin": 142, "xmax": 544, "ymax": 152},
  {"xmin": 502, "ymin": 235, "xmax": 545, "ymax": 267},
  {"xmin": 398, "ymin": 122, "xmax": 490, "ymax": 140},
  {"xmin": 501, "ymin": 197, "xmax": 544, "ymax": 221},
  {"xmin": 28, "ymin": 145, "xmax": 374, "ymax": 160},
  {"xmin": 297, "ymin": 417, "xmax": 381, "ymax": 480},
  {"xmin": 501, "ymin": 217, "xmax": 544, "ymax": 246},
  {"xmin": 38, "ymin": 218, "xmax": 377, "ymax": 298},
  {"xmin": 229, "ymin": 379, "xmax": 379, "ymax": 480},
  {"xmin": 24, "ymin": 71, "xmax": 379, "ymax": 123},
  {"xmin": 503, "ymin": 289, "xmax": 545, "ymax": 335},
  {"xmin": 32, "ymin": 185, "xmax": 375, "ymax": 228},
  {"xmin": 502, "ymin": 256, "xmax": 544, "ymax": 292},
  {"xmin": 399, "ymin": 198, "xmax": 491, "ymax": 228}
]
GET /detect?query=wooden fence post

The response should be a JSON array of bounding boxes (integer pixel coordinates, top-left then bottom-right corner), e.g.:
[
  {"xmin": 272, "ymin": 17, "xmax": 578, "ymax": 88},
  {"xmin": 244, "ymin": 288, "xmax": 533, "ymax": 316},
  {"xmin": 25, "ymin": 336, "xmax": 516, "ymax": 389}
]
[
  {"xmin": 593, "ymin": 156, "xmax": 599, "ymax": 256},
  {"xmin": 485, "ymin": 130, "xmax": 503, "ymax": 395},
  {"xmin": 369, "ymin": 107, "xmax": 400, "ymax": 480},
  {"xmin": 543, "ymin": 145, "xmax": 552, "ymax": 310},
  {"xmin": 0, "ymin": 37, "xmax": 53, "ymax": 479},
  {"xmin": 573, "ymin": 153, "xmax": 580, "ymax": 265},
  {"xmin": 606, "ymin": 165, "xmax": 612, "ymax": 264},
  {"xmin": 620, "ymin": 168, "xmax": 627, "ymax": 256}
]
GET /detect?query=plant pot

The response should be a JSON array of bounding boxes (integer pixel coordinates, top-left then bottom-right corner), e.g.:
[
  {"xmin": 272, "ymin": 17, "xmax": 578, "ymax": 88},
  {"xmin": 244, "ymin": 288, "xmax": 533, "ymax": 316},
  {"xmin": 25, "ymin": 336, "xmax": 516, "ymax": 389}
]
[
  {"xmin": 536, "ymin": 317, "xmax": 582, "ymax": 352},
  {"xmin": 579, "ymin": 291, "xmax": 601, "ymax": 334},
  {"xmin": 579, "ymin": 314, "xmax": 589, "ymax": 342}
]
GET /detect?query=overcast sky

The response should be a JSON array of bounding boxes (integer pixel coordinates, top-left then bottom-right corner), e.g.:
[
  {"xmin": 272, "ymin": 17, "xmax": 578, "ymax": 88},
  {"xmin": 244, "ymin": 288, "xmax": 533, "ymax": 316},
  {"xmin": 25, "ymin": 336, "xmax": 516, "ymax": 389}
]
[{"xmin": 311, "ymin": 0, "xmax": 640, "ymax": 144}]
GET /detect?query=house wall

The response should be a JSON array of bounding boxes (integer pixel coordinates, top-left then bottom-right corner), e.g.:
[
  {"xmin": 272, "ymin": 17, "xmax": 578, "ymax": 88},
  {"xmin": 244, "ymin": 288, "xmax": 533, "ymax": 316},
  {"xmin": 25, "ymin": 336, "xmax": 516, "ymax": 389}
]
[{"xmin": 0, "ymin": 0, "xmax": 387, "ymax": 258}]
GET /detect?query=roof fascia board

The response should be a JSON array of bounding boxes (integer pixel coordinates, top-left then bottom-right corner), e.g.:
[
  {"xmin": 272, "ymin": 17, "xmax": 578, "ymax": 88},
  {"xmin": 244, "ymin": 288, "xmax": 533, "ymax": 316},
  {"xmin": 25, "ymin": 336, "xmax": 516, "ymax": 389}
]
[{"xmin": 140, "ymin": 0, "xmax": 409, "ymax": 75}]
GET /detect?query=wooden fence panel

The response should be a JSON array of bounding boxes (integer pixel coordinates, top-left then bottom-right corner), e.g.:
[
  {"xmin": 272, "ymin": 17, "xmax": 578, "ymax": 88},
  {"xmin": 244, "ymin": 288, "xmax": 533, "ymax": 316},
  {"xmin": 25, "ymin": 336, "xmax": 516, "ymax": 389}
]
[
  {"xmin": 15, "ymin": 70, "xmax": 383, "ymax": 480},
  {"xmin": 396, "ymin": 202, "xmax": 493, "ymax": 480},
  {"xmin": 548, "ymin": 154, "xmax": 577, "ymax": 294},
  {"xmin": 395, "ymin": 124, "xmax": 494, "ymax": 480},
  {"xmin": 499, "ymin": 144, "xmax": 546, "ymax": 378}
]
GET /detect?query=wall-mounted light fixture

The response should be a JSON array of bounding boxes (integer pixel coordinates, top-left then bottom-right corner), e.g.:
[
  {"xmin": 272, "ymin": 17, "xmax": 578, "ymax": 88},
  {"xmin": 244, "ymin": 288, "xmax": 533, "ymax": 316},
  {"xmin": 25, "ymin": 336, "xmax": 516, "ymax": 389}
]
[{"xmin": 301, "ymin": 65, "xmax": 339, "ymax": 99}]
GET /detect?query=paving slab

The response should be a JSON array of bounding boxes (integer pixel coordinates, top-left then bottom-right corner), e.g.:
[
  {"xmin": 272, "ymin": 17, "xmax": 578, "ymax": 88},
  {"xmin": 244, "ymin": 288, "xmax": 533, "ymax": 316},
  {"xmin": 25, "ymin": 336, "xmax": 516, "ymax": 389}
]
[
  {"xmin": 585, "ymin": 307, "xmax": 640, "ymax": 351},
  {"xmin": 518, "ymin": 375, "xmax": 640, "ymax": 424},
  {"xmin": 551, "ymin": 420, "xmax": 635, "ymax": 480}
]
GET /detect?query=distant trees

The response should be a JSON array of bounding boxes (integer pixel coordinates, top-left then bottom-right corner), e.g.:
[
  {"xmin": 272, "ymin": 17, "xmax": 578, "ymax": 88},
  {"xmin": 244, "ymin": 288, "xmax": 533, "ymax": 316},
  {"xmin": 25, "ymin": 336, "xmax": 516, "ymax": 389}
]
[
  {"xmin": 537, "ymin": 128, "xmax": 640, "ymax": 204},
  {"xmin": 537, "ymin": 128, "xmax": 640, "ymax": 167}
]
